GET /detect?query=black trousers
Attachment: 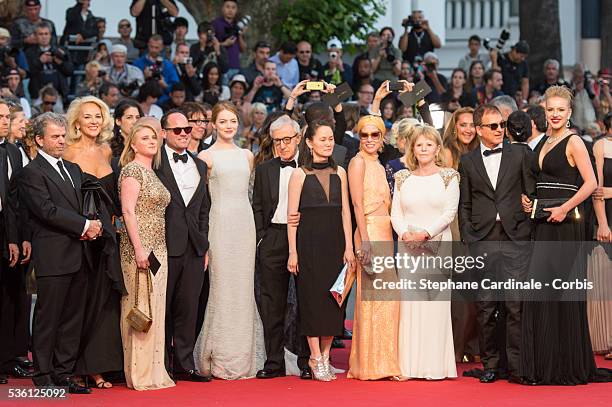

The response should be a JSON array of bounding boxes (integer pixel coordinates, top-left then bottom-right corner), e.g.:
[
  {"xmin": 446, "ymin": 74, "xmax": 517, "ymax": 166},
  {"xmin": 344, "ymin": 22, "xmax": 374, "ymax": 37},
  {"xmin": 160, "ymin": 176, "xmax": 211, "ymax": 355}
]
[
  {"xmin": 32, "ymin": 267, "xmax": 88, "ymax": 386},
  {"xmin": 165, "ymin": 244, "xmax": 205, "ymax": 373},
  {"xmin": 470, "ymin": 223, "xmax": 527, "ymax": 376},
  {"xmin": 258, "ymin": 225, "xmax": 308, "ymax": 371},
  {"xmin": 0, "ymin": 261, "xmax": 31, "ymax": 370}
]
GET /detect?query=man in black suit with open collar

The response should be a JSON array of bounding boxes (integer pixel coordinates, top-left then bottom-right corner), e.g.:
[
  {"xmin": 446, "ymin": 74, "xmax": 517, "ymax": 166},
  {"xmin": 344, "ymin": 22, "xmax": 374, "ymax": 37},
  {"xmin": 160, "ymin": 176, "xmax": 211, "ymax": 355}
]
[
  {"xmin": 458, "ymin": 103, "xmax": 536, "ymax": 384},
  {"xmin": 156, "ymin": 109, "xmax": 211, "ymax": 382},
  {"xmin": 19, "ymin": 112, "xmax": 102, "ymax": 394},
  {"xmin": 252, "ymin": 115, "xmax": 311, "ymax": 379}
]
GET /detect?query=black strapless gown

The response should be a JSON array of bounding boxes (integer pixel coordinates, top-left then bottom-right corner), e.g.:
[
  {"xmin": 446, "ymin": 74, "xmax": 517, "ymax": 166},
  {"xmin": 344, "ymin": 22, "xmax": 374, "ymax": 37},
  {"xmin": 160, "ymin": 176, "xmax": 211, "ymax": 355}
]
[
  {"xmin": 521, "ymin": 136, "xmax": 611, "ymax": 384},
  {"xmin": 75, "ymin": 172, "xmax": 125, "ymax": 376}
]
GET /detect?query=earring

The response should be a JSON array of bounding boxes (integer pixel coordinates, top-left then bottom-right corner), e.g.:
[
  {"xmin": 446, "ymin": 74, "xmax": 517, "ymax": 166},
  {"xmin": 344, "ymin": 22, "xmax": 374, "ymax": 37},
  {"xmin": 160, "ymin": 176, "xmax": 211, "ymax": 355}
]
[{"xmin": 566, "ymin": 121, "xmax": 570, "ymax": 128}]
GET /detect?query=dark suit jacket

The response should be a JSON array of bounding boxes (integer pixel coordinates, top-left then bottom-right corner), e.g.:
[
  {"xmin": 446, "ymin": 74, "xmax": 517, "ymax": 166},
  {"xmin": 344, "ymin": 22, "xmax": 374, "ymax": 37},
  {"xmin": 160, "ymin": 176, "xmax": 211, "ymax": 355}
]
[
  {"xmin": 19, "ymin": 155, "xmax": 87, "ymax": 277},
  {"xmin": 0, "ymin": 147, "xmax": 18, "ymax": 260},
  {"xmin": 458, "ymin": 142, "xmax": 536, "ymax": 243},
  {"xmin": 252, "ymin": 157, "xmax": 285, "ymax": 243},
  {"xmin": 2, "ymin": 141, "xmax": 31, "ymax": 243},
  {"xmin": 155, "ymin": 148, "xmax": 211, "ymax": 258}
]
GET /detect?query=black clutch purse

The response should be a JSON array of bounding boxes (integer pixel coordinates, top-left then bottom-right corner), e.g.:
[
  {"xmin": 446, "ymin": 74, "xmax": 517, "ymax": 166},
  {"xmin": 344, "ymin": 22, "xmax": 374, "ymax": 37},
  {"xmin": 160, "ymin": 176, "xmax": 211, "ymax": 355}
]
[{"xmin": 530, "ymin": 198, "xmax": 580, "ymax": 221}]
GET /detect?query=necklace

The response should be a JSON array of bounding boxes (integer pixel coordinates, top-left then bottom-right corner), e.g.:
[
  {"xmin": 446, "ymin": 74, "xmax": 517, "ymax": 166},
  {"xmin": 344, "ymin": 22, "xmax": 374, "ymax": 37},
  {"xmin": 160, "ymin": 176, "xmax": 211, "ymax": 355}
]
[{"xmin": 546, "ymin": 132, "xmax": 568, "ymax": 144}]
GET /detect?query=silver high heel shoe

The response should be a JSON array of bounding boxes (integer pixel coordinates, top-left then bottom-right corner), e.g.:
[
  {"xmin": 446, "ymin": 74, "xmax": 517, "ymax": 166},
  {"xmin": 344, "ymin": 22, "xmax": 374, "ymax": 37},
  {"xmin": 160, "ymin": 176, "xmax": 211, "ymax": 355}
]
[
  {"xmin": 309, "ymin": 356, "xmax": 332, "ymax": 381},
  {"xmin": 322, "ymin": 354, "xmax": 336, "ymax": 380}
]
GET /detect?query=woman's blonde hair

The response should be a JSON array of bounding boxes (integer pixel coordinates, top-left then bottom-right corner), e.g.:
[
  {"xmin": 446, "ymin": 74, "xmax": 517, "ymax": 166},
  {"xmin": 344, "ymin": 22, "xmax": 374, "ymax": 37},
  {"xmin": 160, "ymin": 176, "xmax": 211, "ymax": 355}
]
[
  {"xmin": 391, "ymin": 117, "xmax": 420, "ymax": 147},
  {"xmin": 119, "ymin": 122, "xmax": 162, "ymax": 169},
  {"xmin": 65, "ymin": 96, "xmax": 113, "ymax": 145},
  {"xmin": 544, "ymin": 85, "xmax": 573, "ymax": 105},
  {"xmin": 404, "ymin": 124, "xmax": 446, "ymax": 171},
  {"xmin": 85, "ymin": 60, "xmax": 101, "ymax": 75}
]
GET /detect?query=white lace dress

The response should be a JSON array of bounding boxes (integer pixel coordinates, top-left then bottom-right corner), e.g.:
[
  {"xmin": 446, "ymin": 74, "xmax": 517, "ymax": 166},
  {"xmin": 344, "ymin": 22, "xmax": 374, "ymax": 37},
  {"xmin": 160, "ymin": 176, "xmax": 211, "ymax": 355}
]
[{"xmin": 194, "ymin": 148, "xmax": 265, "ymax": 379}]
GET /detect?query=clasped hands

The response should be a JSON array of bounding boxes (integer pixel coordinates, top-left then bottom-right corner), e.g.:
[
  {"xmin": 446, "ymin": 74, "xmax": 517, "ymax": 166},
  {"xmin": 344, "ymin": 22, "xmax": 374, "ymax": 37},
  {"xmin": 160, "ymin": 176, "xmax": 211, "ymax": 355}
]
[{"xmin": 82, "ymin": 219, "xmax": 103, "ymax": 241}]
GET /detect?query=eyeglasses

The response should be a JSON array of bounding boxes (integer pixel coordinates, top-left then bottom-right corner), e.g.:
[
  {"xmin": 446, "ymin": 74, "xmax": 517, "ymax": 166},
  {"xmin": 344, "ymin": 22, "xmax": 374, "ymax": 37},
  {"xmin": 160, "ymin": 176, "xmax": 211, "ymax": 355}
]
[
  {"xmin": 480, "ymin": 121, "xmax": 507, "ymax": 131},
  {"xmin": 43, "ymin": 100, "xmax": 56, "ymax": 106},
  {"xmin": 119, "ymin": 24, "xmax": 131, "ymax": 29},
  {"xmin": 359, "ymin": 131, "xmax": 382, "ymax": 141},
  {"xmin": 164, "ymin": 126, "xmax": 193, "ymax": 135},
  {"xmin": 272, "ymin": 134, "xmax": 299, "ymax": 145},
  {"xmin": 188, "ymin": 119, "xmax": 210, "ymax": 126}
]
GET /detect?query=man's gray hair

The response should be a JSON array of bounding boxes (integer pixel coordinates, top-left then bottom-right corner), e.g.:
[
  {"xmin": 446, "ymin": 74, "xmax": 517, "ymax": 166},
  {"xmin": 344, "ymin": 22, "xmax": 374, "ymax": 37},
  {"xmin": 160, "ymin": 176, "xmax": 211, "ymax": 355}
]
[
  {"xmin": 543, "ymin": 59, "xmax": 560, "ymax": 71},
  {"xmin": 31, "ymin": 112, "xmax": 67, "ymax": 143},
  {"xmin": 270, "ymin": 115, "xmax": 300, "ymax": 135},
  {"xmin": 423, "ymin": 51, "xmax": 438, "ymax": 62},
  {"xmin": 491, "ymin": 95, "xmax": 518, "ymax": 113}
]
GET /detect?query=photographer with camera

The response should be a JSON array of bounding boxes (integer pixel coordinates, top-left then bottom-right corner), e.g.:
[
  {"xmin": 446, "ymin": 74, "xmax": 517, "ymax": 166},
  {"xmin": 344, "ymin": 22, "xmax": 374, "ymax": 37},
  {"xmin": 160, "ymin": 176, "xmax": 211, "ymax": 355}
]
[
  {"xmin": 11, "ymin": 0, "xmax": 58, "ymax": 52},
  {"xmin": 190, "ymin": 22, "xmax": 229, "ymax": 79},
  {"xmin": 75, "ymin": 60, "xmax": 106, "ymax": 97},
  {"xmin": 109, "ymin": 44, "xmax": 145, "ymax": 97},
  {"xmin": 25, "ymin": 22, "xmax": 74, "ymax": 105},
  {"xmin": 0, "ymin": 29, "xmax": 28, "ymax": 80},
  {"xmin": 244, "ymin": 60, "xmax": 291, "ymax": 113},
  {"xmin": 399, "ymin": 10, "xmax": 441, "ymax": 65},
  {"xmin": 297, "ymin": 41, "xmax": 323, "ymax": 83},
  {"xmin": 270, "ymin": 41, "xmax": 299, "ymax": 90},
  {"xmin": 60, "ymin": 0, "xmax": 99, "ymax": 67},
  {"xmin": 491, "ymin": 40, "xmax": 529, "ymax": 102},
  {"xmin": 130, "ymin": 0, "xmax": 179, "ymax": 51},
  {"xmin": 322, "ymin": 38, "xmax": 352, "ymax": 86},
  {"xmin": 113, "ymin": 19, "xmax": 140, "ymax": 63},
  {"xmin": 134, "ymin": 34, "xmax": 179, "ymax": 104},
  {"xmin": 173, "ymin": 42, "xmax": 202, "ymax": 101},
  {"xmin": 570, "ymin": 63, "xmax": 598, "ymax": 131},
  {"xmin": 212, "ymin": 0, "xmax": 248, "ymax": 82},
  {"xmin": 417, "ymin": 52, "xmax": 447, "ymax": 104},
  {"xmin": 241, "ymin": 41, "xmax": 271, "ymax": 87},
  {"xmin": 371, "ymin": 27, "xmax": 401, "ymax": 82}
]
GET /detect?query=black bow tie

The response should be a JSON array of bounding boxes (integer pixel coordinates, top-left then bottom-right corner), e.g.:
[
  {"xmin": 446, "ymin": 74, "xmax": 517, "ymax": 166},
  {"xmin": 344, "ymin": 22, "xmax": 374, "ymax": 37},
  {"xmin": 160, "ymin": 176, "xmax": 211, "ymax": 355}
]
[
  {"xmin": 280, "ymin": 160, "xmax": 296, "ymax": 168},
  {"xmin": 483, "ymin": 148, "xmax": 502, "ymax": 157},
  {"xmin": 173, "ymin": 152, "xmax": 188, "ymax": 163}
]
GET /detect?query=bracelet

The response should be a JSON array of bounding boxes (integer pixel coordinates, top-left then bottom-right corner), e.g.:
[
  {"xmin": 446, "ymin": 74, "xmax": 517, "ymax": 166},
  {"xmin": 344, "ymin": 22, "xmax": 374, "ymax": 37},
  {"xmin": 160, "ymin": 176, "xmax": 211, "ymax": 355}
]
[{"xmin": 370, "ymin": 111, "xmax": 381, "ymax": 117}]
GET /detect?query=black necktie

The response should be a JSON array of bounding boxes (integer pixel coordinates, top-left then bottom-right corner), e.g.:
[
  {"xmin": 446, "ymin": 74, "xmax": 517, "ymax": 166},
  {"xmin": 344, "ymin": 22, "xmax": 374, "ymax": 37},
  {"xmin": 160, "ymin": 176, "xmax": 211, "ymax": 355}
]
[
  {"xmin": 173, "ymin": 152, "xmax": 188, "ymax": 163},
  {"xmin": 483, "ymin": 148, "xmax": 502, "ymax": 157},
  {"xmin": 56, "ymin": 161, "xmax": 74, "ymax": 189},
  {"xmin": 15, "ymin": 141, "xmax": 23, "ymax": 149},
  {"xmin": 280, "ymin": 160, "xmax": 296, "ymax": 168}
]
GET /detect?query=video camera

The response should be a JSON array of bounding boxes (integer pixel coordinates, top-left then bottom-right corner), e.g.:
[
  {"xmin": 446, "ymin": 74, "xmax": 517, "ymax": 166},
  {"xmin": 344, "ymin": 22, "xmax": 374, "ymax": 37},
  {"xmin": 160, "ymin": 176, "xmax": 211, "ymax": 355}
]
[
  {"xmin": 483, "ymin": 29, "xmax": 511, "ymax": 51},
  {"xmin": 119, "ymin": 80, "xmax": 140, "ymax": 96},
  {"xmin": 150, "ymin": 57, "xmax": 164, "ymax": 80},
  {"xmin": 225, "ymin": 15, "xmax": 251, "ymax": 37},
  {"xmin": 0, "ymin": 46, "xmax": 20, "ymax": 62},
  {"xmin": 402, "ymin": 15, "xmax": 421, "ymax": 30}
]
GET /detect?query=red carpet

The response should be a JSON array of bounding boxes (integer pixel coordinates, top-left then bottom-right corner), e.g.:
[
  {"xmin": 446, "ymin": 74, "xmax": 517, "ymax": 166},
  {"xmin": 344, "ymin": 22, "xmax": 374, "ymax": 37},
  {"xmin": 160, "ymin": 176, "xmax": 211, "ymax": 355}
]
[{"xmin": 2, "ymin": 343, "xmax": 611, "ymax": 406}]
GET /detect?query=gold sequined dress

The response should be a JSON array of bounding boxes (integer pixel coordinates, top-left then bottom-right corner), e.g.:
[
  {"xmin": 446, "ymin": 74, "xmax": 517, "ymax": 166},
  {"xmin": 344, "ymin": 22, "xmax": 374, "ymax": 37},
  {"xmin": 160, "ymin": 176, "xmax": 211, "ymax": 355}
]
[
  {"xmin": 118, "ymin": 161, "xmax": 175, "ymax": 391},
  {"xmin": 348, "ymin": 152, "xmax": 401, "ymax": 380}
]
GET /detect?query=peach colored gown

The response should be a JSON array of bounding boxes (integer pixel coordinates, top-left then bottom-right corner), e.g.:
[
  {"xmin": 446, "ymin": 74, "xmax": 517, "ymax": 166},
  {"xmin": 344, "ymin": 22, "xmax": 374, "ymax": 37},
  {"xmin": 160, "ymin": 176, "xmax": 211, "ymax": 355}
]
[{"xmin": 348, "ymin": 153, "xmax": 401, "ymax": 380}]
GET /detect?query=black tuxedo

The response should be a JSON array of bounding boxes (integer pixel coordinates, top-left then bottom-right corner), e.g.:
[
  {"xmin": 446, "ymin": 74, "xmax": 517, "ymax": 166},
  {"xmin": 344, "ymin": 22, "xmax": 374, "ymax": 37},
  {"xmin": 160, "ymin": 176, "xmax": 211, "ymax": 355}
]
[
  {"xmin": 252, "ymin": 157, "xmax": 308, "ymax": 372},
  {"xmin": 458, "ymin": 142, "xmax": 536, "ymax": 377},
  {"xmin": 155, "ymin": 147, "xmax": 211, "ymax": 373},
  {"xmin": 19, "ymin": 155, "xmax": 88, "ymax": 385}
]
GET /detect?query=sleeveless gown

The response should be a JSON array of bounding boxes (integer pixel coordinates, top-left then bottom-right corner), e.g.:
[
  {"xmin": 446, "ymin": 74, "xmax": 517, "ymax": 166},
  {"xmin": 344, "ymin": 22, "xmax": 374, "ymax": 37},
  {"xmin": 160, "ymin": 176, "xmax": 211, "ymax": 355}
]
[
  {"xmin": 521, "ymin": 136, "xmax": 599, "ymax": 384},
  {"xmin": 118, "ymin": 162, "xmax": 174, "ymax": 390},
  {"xmin": 194, "ymin": 148, "xmax": 265, "ymax": 380},
  {"xmin": 587, "ymin": 138, "xmax": 612, "ymax": 354},
  {"xmin": 348, "ymin": 153, "xmax": 401, "ymax": 380},
  {"xmin": 296, "ymin": 163, "xmax": 345, "ymax": 337},
  {"xmin": 75, "ymin": 172, "xmax": 125, "ymax": 376}
]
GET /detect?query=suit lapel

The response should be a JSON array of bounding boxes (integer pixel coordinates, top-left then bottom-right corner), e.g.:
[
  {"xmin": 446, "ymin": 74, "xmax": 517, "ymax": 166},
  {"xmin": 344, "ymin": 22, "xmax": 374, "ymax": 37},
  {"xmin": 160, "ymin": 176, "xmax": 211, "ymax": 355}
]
[
  {"xmin": 188, "ymin": 152, "xmax": 207, "ymax": 208},
  {"xmin": 157, "ymin": 147, "xmax": 183, "ymax": 205},
  {"xmin": 34, "ymin": 155, "xmax": 80, "ymax": 211},
  {"xmin": 268, "ymin": 158, "xmax": 281, "ymax": 210},
  {"xmin": 0, "ymin": 149, "xmax": 7, "ymax": 205},
  {"xmin": 470, "ymin": 149, "xmax": 495, "ymax": 192},
  {"xmin": 495, "ymin": 143, "xmax": 512, "ymax": 189},
  {"xmin": 65, "ymin": 161, "xmax": 83, "ymax": 209}
]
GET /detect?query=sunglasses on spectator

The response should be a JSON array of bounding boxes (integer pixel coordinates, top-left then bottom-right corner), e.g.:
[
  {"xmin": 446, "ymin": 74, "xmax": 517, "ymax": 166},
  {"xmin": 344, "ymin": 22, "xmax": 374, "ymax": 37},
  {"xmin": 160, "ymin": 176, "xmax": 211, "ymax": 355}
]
[
  {"xmin": 272, "ymin": 134, "xmax": 299, "ymax": 145},
  {"xmin": 188, "ymin": 119, "xmax": 210, "ymax": 126},
  {"xmin": 359, "ymin": 131, "xmax": 382, "ymax": 140},
  {"xmin": 164, "ymin": 127, "xmax": 193, "ymax": 135},
  {"xmin": 480, "ymin": 121, "xmax": 506, "ymax": 131}
]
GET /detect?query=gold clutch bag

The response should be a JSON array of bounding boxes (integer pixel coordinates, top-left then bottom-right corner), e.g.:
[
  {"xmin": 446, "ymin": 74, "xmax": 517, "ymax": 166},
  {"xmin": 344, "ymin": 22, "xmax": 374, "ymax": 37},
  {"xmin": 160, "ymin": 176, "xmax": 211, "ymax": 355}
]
[{"xmin": 126, "ymin": 267, "xmax": 153, "ymax": 333}]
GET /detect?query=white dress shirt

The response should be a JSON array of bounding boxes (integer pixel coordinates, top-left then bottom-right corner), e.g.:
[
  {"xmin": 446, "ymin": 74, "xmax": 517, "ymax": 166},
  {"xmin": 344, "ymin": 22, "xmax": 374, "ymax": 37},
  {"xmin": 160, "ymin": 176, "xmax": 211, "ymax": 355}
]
[
  {"xmin": 528, "ymin": 133, "xmax": 545, "ymax": 150},
  {"xmin": 481, "ymin": 143, "xmax": 503, "ymax": 221},
  {"xmin": 165, "ymin": 144, "xmax": 200, "ymax": 206},
  {"xmin": 38, "ymin": 149, "xmax": 90, "ymax": 234},
  {"xmin": 271, "ymin": 152, "xmax": 299, "ymax": 224}
]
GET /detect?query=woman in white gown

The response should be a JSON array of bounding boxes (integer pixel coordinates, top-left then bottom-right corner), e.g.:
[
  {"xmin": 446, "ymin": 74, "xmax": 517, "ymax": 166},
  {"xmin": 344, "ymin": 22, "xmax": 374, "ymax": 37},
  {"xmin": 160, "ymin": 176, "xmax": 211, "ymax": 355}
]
[
  {"xmin": 391, "ymin": 124, "xmax": 458, "ymax": 380},
  {"xmin": 195, "ymin": 101, "xmax": 265, "ymax": 379}
]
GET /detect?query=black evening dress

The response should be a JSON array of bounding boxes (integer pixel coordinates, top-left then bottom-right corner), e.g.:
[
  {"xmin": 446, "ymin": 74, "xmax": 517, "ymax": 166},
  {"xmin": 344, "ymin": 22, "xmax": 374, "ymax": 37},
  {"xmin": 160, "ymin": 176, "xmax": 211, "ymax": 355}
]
[
  {"xmin": 521, "ymin": 135, "xmax": 601, "ymax": 384},
  {"xmin": 296, "ymin": 162, "xmax": 345, "ymax": 337},
  {"xmin": 75, "ymin": 172, "xmax": 126, "ymax": 376}
]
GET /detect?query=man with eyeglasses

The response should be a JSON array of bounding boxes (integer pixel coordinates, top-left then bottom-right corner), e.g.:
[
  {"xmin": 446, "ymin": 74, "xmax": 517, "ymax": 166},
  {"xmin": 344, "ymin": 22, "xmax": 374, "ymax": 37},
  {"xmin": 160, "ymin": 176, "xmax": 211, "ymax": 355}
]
[
  {"xmin": 458, "ymin": 103, "xmax": 536, "ymax": 385},
  {"xmin": 296, "ymin": 41, "xmax": 322, "ymax": 82},
  {"xmin": 113, "ymin": 19, "xmax": 140, "ymax": 63},
  {"xmin": 182, "ymin": 102, "xmax": 210, "ymax": 154},
  {"xmin": 252, "ymin": 115, "xmax": 311, "ymax": 380},
  {"xmin": 31, "ymin": 86, "xmax": 59, "ymax": 117},
  {"xmin": 356, "ymin": 83, "xmax": 375, "ymax": 113},
  {"xmin": 156, "ymin": 109, "xmax": 212, "ymax": 382}
]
